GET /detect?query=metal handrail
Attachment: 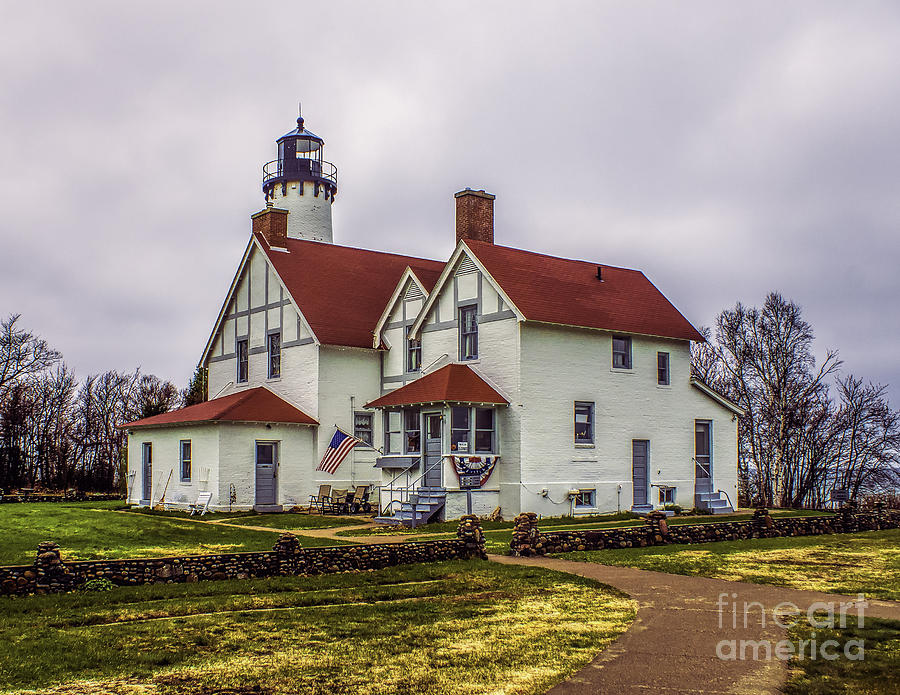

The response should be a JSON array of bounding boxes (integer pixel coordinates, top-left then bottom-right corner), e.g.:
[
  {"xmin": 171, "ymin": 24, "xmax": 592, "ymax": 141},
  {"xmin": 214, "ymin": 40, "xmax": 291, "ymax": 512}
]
[
  {"xmin": 717, "ymin": 489, "xmax": 735, "ymax": 511},
  {"xmin": 379, "ymin": 456, "xmax": 445, "ymax": 518},
  {"xmin": 262, "ymin": 158, "xmax": 338, "ymax": 186}
]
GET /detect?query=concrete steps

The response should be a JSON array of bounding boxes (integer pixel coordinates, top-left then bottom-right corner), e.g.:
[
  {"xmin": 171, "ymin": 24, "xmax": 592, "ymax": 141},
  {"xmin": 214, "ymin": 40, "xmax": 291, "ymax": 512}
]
[
  {"xmin": 375, "ymin": 487, "xmax": 446, "ymax": 527},
  {"xmin": 695, "ymin": 490, "xmax": 734, "ymax": 514}
]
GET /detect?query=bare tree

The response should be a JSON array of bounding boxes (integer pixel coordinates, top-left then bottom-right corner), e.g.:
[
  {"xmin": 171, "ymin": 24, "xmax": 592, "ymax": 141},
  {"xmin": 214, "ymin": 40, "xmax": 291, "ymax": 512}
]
[{"xmin": 0, "ymin": 314, "xmax": 61, "ymax": 393}]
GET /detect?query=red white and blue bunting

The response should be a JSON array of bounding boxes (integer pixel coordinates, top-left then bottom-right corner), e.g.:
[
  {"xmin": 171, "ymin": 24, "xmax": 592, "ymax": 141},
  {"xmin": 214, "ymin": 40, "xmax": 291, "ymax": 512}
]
[{"xmin": 452, "ymin": 455, "xmax": 500, "ymax": 489}]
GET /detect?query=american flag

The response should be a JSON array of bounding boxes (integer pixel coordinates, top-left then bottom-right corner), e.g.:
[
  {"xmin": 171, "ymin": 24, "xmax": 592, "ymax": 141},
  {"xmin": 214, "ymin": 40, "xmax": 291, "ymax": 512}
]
[{"xmin": 316, "ymin": 428, "xmax": 362, "ymax": 475}]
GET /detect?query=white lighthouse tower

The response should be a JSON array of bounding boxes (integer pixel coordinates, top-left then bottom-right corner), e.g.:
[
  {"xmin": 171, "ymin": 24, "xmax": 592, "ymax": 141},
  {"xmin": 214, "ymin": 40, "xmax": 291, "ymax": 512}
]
[{"xmin": 261, "ymin": 107, "xmax": 338, "ymax": 243}]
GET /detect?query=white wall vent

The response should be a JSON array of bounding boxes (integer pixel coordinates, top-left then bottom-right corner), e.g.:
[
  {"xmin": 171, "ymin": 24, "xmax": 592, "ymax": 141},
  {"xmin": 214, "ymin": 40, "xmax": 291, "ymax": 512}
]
[
  {"xmin": 405, "ymin": 282, "xmax": 424, "ymax": 301},
  {"xmin": 456, "ymin": 255, "xmax": 478, "ymax": 276}
]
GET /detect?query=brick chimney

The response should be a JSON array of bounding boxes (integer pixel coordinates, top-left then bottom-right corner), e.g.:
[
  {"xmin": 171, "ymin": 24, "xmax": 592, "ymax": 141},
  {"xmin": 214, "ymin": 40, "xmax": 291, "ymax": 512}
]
[
  {"xmin": 251, "ymin": 203, "xmax": 289, "ymax": 248},
  {"xmin": 455, "ymin": 188, "xmax": 495, "ymax": 244}
]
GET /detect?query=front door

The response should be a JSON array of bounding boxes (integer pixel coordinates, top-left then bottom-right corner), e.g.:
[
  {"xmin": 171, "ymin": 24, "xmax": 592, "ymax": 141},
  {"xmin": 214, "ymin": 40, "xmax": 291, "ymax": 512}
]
[
  {"xmin": 424, "ymin": 413, "xmax": 443, "ymax": 488},
  {"xmin": 141, "ymin": 443, "xmax": 152, "ymax": 501},
  {"xmin": 632, "ymin": 440, "xmax": 649, "ymax": 507},
  {"xmin": 255, "ymin": 442, "xmax": 278, "ymax": 506},
  {"xmin": 695, "ymin": 421, "xmax": 713, "ymax": 494}
]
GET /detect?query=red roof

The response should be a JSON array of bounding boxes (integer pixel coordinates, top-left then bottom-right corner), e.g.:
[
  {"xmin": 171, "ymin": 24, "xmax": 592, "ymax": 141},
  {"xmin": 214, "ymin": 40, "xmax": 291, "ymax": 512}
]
[
  {"xmin": 464, "ymin": 240, "xmax": 704, "ymax": 342},
  {"xmin": 257, "ymin": 233, "xmax": 445, "ymax": 348},
  {"xmin": 122, "ymin": 387, "xmax": 317, "ymax": 428},
  {"xmin": 365, "ymin": 364, "xmax": 509, "ymax": 408}
]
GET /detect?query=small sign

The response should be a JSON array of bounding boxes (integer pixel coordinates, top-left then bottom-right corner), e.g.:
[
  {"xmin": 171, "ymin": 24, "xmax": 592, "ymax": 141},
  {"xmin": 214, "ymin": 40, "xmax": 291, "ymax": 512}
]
[
  {"xmin": 459, "ymin": 474, "xmax": 482, "ymax": 490},
  {"xmin": 831, "ymin": 488, "xmax": 849, "ymax": 502},
  {"xmin": 456, "ymin": 441, "xmax": 468, "ymax": 453}
]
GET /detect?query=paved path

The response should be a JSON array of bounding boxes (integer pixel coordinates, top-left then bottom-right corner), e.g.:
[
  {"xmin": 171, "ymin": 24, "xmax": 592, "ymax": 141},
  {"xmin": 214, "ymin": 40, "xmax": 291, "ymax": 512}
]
[{"xmin": 492, "ymin": 555, "xmax": 900, "ymax": 695}]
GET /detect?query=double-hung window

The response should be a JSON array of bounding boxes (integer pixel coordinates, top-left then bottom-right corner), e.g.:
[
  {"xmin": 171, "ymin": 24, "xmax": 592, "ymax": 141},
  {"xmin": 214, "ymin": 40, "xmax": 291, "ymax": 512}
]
[
  {"xmin": 451, "ymin": 407, "xmax": 471, "ymax": 453},
  {"xmin": 459, "ymin": 305, "xmax": 478, "ymax": 360},
  {"xmin": 575, "ymin": 401, "xmax": 594, "ymax": 444},
  {"xmin": 450, "ymin": 406, "xmax": 497, "ymax": 454},
  {"xmin": 657, "ymin": 351, "xmax": 670, "ymax": 385},
  {"xmin": 404, "ymin": 410, "xmax": 421, "ymax": 454},
  {"xmin": 180, "ymin": 440, "xmax": 192, "ymax": 482},
  {"xmin": 236, "ymin": 339, "xmax": 249, "ymax": 383},
  {"xmin": 406, "ymin": 326, "xmax": 421, "ymax": 372},
  {"xmin": 385, "ymin": 411, "xmax": 402, "ymax": 454},
  {"xmin": 474, "ymin": 408, "xmax": 495, "ymax": 453},
  {"xmin": 267, "ymin": 332, "xmax": 281, "ymax": 379},
  {"xmin": 354, "ymin": 412, "xmax": 373, "ymax": 446},
  {"xmin": 612, "ymin": 335, "xmax": 632, "ymax": 369}
]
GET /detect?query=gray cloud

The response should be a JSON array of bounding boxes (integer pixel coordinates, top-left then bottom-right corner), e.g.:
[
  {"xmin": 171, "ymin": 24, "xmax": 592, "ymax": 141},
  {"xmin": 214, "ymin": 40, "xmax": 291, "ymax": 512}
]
[{"xmin": 1, "ymin": 1, "xmax": 898, "ymax": 403}]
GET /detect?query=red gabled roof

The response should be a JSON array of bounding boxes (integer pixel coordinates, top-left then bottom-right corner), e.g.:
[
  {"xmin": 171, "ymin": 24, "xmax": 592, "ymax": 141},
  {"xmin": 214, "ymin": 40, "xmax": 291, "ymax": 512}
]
[
  {"xmin": 464, "ymin": 240, "xmax": 704, "ymax": 342},
  {"xmin": 257, "ymin": 233, "xmax": 445, "ymax": 349},
  {"xmin": 121, "ymin": 387, "xmax": 317, "ymax": 428},
  {"xmin": 365, "ymin": 364, "xmax": 509, "ymax": 408}
]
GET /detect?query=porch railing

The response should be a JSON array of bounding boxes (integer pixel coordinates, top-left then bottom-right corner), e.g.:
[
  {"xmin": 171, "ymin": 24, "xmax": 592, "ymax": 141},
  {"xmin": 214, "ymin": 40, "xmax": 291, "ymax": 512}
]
[{"xmin": 378, "ymin": 456, "xmax": 445, "ymax": 517}]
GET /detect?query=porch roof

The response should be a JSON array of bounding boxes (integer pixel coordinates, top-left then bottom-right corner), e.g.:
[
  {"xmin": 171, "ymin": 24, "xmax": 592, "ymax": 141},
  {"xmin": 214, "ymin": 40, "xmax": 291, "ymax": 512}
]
[
  {"xmin": 364, "ymin": 364, "xmax": 509, "ymax": 409},
  {"xmin": 121, "ymin": 386, "xmax": 318, "ymax": 429}
]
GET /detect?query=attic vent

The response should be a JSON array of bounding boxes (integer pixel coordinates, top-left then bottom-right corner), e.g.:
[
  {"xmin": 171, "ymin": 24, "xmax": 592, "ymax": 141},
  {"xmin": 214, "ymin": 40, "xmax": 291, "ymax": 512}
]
[
  {"xmin": 405, "ymin": 282, "xmax": 424, "ymax": 301},
  {"xmin": 456, "ymin": 256, "xmax": 478, "ymax": 276}
]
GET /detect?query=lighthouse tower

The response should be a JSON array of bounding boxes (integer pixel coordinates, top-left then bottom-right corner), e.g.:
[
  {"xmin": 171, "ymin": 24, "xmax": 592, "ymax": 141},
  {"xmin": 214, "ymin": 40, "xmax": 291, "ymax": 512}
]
[{"xmin": 261, "ymin": 108, "xmax": 338, "ymax": 243}]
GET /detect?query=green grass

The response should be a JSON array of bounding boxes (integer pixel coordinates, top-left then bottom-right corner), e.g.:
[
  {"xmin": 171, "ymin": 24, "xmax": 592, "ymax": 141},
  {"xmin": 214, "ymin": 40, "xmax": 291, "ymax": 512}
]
[
  {"xmin": 219, "ymin": 513, "xmax": 363, "ymax": 530},
  {"xmin": 560, "ymin": 528, "xmax": 900, "ymax": 600},
  {"xmin": 784, "ymin": 616, "xmax": 900, "ymax": 695},
  {"xmin": 338, "ymin": 509, "xmax": 829, "ymax": 539},
  {"xmin": 378, "ymin": 509, "xmax": 835, "ymax": 557},
  {"xmin": 0, "ymin": 560, "xmax": 636, "ymax": 695},
  {"xmin": 0, "ymin": 502, "xmax": 348, "ymax": 565}
]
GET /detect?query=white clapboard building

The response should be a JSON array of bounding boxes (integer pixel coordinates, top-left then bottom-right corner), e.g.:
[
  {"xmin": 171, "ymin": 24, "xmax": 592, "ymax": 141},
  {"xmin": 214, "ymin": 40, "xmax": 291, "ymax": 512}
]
[{"xmin": 124, "ymin": 111, "xmax": 742, "ymax": 521}]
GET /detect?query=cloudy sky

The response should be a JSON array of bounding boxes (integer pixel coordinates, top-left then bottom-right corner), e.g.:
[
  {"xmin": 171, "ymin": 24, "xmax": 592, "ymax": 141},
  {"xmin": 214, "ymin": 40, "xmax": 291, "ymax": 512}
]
[{"xmin": 2, "ymin": 2, "xmax": 898, "ymax": 403}]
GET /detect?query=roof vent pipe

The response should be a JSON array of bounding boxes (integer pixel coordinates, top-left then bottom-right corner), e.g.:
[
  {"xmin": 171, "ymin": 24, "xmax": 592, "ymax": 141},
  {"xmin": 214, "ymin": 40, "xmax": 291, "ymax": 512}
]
[{"xmin": 597, "ymin": 266, "xmax": 603, "ymax": 281}]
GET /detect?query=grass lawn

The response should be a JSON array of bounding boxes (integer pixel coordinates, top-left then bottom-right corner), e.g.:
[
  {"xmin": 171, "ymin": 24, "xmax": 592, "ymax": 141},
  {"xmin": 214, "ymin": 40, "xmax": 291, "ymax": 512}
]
[
  {"xmin": 784, "ymin": 616, "xmax": 900, "ymax": 695},
  {"xmin": 218, "ymin": 512, "xmax": 363, "ymax": 530},
  {"xmin": 560, "ymin": 529, "xmax": 900, "ymax": 600},
  {"xmin": 369, "ymin": 510, "xmax": 834, "ymax": 557},
  {"xmin": 0, "ymin": 560, "xmax": 636, "ymax": 695},
  {"xmin": 338, "ymin": 509, "xmax": 830, "ymax": 539},
  {"xmin": 0, "ymin": 502, "xmax": 348, "ymax": 565}
]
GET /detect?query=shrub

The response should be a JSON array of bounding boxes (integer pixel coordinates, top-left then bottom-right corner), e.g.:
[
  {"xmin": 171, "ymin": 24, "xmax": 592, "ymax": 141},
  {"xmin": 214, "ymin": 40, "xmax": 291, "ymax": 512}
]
[
  {"xmin": 81, "ymin": 577, "xmax": 116, "ymax": 592},
  {"xmin": 663, "ymin": 504, "xmax": 683, "ymax": 515}
]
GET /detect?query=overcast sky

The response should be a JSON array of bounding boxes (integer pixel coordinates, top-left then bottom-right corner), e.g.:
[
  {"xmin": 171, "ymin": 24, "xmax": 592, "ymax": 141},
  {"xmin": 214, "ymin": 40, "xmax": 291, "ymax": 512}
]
[{"xmin": 1, "ymin": 2, "xmax": 898, "ymax": 404}]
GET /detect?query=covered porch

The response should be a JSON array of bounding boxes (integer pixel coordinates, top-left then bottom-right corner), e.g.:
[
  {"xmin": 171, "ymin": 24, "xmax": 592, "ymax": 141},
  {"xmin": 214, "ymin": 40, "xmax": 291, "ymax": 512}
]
[{"xmin": 365, "ymin": 364, "xmax": 509, "ymax": 525}]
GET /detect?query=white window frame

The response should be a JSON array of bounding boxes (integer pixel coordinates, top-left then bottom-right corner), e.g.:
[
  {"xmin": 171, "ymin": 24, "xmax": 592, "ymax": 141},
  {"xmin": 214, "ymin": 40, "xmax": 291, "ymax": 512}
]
[{"xmin": 384, "ymin": 411, "xmax": 402, "ymax": 454}]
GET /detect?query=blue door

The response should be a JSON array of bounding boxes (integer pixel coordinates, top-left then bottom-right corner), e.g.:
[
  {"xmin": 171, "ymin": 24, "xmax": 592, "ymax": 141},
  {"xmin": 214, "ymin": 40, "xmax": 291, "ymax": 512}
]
[{"xmin": 632, "ymin": 440, "xmax": 649, "ymax": 507}]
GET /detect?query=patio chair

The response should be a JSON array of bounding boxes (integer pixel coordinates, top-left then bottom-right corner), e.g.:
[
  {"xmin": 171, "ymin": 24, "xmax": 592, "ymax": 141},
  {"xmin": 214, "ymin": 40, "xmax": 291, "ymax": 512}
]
[
  {"xmin": 327, "ymin": 488, "xmax": 351, "ymax": 515},
  {"xmin": 308, "ymin": 484, "xmax": 332, "ymax": 514},
  {"xmin": 189, "ymin": 492, "xmax": 213, "ymax": 516},
  {"xmin": 351, "ymin": 485, "xmax": 373, "ymax": 514}
]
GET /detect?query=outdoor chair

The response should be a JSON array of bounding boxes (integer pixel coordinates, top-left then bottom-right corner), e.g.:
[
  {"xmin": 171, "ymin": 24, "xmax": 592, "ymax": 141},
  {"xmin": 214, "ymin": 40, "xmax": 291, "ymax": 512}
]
[
  {"xmin": 327, "ymin": 488, "xmax": 352, "ymax": 514},
  {"xmin": 189, "ymin": 492, "xmax": 213, "ymax": 516},
  {"xmin": 308, "ymin": 484, "xmax": 332, "ymax": 514},
  {"xmin": 351, "ymin": 485, "xmax": 373, "ymax": 514}
]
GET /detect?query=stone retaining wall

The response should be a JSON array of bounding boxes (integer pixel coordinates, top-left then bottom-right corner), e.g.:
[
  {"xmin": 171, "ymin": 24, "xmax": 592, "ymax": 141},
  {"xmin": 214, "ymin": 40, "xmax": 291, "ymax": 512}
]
[
  {"xmin": 0, "ymin": 515, "xmax": 487, "ymax": 597},
  {"xmin": 510, "ymin": 506, "xmax": 900, "ymax": 556}
]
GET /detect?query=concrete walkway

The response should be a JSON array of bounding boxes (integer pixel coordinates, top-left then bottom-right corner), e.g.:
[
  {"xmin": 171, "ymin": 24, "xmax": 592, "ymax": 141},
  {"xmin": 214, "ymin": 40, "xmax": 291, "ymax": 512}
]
[{"xmin": 492, "ymin": 555, "xmax": 900, "ymax": 695}]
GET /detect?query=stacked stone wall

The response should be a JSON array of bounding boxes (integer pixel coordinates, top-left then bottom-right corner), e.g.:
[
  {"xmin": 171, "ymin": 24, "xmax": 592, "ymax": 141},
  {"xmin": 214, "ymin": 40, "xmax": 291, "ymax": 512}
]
[
  {"xmin": 0, "ymin": 515, "xmax": 486, "ymax": 597},
  {"xmin": 510, "ymin": 507, "xmax": 900, "ymax": 556}
]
